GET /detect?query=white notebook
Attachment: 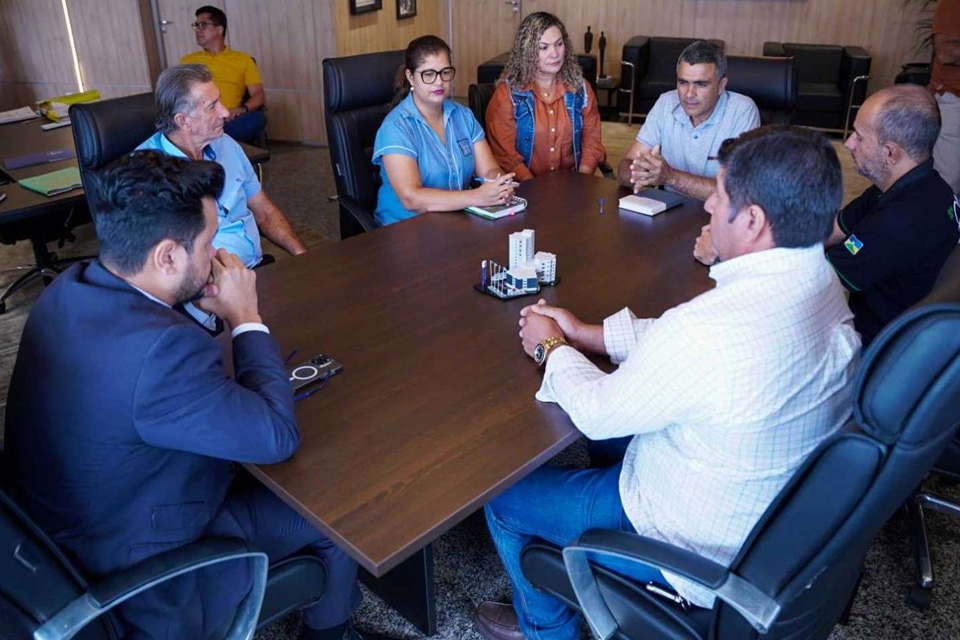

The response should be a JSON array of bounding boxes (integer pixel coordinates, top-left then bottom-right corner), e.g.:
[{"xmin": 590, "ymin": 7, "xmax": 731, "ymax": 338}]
[{"xmin": 618, "ymin": 194, "xmax": 667, "ymax": 216}]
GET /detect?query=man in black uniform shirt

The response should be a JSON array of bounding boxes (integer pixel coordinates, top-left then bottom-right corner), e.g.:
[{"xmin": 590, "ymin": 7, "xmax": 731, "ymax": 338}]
[{"xmin": 825, "ymin": 84, "xmax": 959, "ymax": 344}]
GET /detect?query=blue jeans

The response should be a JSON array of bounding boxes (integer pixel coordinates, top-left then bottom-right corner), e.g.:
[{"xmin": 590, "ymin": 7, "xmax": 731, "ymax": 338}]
[
  {"xmin": 224, "ymin": 109, "xmax": 267, "ymax": 144},
  {"xmin": 484, "ymin": 463, "xmax": 667, "ymax": 640}
]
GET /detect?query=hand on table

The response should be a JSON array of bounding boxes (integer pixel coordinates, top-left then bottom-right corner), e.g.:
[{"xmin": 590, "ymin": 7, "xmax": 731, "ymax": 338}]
[
  {"xmin": 693, "ymin": 224, "xmax": 719, "ymax": 266},
  {"xmin": 518, "ymin": 301, "xmax": 565, "ymax": 359}
]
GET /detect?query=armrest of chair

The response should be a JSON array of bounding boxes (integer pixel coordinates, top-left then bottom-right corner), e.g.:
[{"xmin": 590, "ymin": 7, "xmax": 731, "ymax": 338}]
[
  {"xmin": 337, "ymin": 194, "xmax": 377, "ymax": 234},
  {"xmin": 621, "ymin": 36, "xmax": 651, "ymax": 88},
  {"xmin": 563, "ymin": 529, "xmax": 781, "ymax": 639},
  {"xmin": 840, "ymin": 47, "xmax": 871, "ymax": 97},
  {"xmin": 762, "ymin": 42, "xmax": 786, "ymax": 57},
  {"xmin": 34, "ymin": 537, "xmax": 268, "ymax": 640}
]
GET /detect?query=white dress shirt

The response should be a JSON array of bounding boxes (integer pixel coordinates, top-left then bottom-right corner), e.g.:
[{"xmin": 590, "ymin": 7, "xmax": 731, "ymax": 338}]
[
  {"xmin": 130, "ymin": 283, "xmax": 268, "ymax": 338},
  {"xmin": 537, "ymin": 245, "xmax": 861, "ymax": 607}
]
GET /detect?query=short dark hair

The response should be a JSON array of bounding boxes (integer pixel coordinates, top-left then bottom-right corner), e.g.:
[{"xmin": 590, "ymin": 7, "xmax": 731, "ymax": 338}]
[
  {"xmin": 93, "ymin": 151, "xmax": 224, "ymax": 275},
  {"xmin": 874, "ymin": 84, "xmax": 940, "ymax": 162},
  {"xmin": 678, "ymin": 40, "xmax": 726, "ymax": 79},
  {"xmin": 718, "ymin": 125, "xmax": 842, "ymax": 248},
  {"xmin": 155, "ymin": 64, "xmax": 213, "ymax": 135},
  {"xmin": 196, "ymin": 5, "xmax": 227, "ymax": 33}
]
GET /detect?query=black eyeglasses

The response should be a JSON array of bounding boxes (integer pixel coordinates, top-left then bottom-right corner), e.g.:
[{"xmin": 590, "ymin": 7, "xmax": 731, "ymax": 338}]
[
  {"xmin": 191, "ymin": 21, "xmax": 219, "ymax": 30},
  {"xmin": 419, "ymin": 67, "xmax": 456, "ymax": 84}
]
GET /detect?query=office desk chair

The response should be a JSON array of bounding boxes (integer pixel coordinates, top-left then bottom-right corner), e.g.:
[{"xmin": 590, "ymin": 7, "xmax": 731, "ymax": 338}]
[
  {"xmin": 725, "ymin": 55, "xmax": 798, "ymax": 126},
  {"xmin": 902, "ymin": 243, "xmax": 960, "ymax": 609},
  {"xmin": 323, "ymin": 49, "xmax": 404, "ymax": 239},
  {"xmin": 520, "ymin": 291, "xmax": 960, "ymax": 639},
  {"xmin": 0, "ymin": 477, "xmax": 326, "ymax": 640}
]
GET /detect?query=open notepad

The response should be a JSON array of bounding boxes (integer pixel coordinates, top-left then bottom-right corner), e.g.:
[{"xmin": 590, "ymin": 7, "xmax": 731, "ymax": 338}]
[{"xmin": 465, "ymin": 196, "xmax": 528, "ymax": 220}]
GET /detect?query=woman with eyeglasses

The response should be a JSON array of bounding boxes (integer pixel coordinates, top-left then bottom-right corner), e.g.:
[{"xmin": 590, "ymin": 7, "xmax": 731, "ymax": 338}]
[
  {"xmin": 373, "ymin": 35, "xmax": 516, "ymax": 226},
  {"xmin": 485, "ymin": 12, "xmax": 607, "ymax": 182}
]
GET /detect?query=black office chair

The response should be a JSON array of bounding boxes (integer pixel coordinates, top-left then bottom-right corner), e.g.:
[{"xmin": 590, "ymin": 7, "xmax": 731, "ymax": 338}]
[
  {"xmin": 70, "ymin": 92, "xmax": 158, "ymax": 221},
  {"xmin": 762, "ymin": 42, "xmax": 870, "ymax": 135},
  {"xmin": 520, "ymin": 291, "xmax": 960, "ymax": 638},
  {"xmin": 323, "ymin": 49, "xmax": 404, "ymax": 240},
  {"xmin": 0, "ymin": 476, "xmax": 327, "ymax": 639},
  {"xmin": 725, "ymin": 55, "xmax": 798, "ymax": 125},
  {"xmin": 901, "ymin": 243, "xmax": 960, "ymax": 609}
]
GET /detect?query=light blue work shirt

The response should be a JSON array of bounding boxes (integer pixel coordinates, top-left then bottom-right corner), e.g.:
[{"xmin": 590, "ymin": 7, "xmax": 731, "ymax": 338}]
[
  {"xmin": 137, "ymin": 131, "xmax": 262, "ymax": 267},
  {"xmin": 637, "ymin": 90, "xmax": 760, "ymax": 179},
  {"xmin": 372, "ymin": 92, "xmax": 485, "ymax": 226}
]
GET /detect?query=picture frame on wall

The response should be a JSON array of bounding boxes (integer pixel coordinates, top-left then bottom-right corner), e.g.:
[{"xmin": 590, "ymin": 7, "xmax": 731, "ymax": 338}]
[
  {"xmin": 350, "ymin": 0, "xmax": 382, "ymax": 15},
  {"xmin": 397, "ymin": 0, "xmax": 417, "ymax": 19}
]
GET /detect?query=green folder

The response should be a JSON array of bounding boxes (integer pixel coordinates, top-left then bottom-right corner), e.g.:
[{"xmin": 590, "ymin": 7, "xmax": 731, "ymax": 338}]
[{"xmin": 18, "ymin": 167, "xmax": 82, "ymax": 197}]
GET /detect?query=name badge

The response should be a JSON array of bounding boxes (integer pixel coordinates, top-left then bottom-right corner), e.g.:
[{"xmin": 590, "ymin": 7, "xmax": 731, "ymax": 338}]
[{"xmin": 457, "ymin": 137, "xmax": 473, "ymax": 157}]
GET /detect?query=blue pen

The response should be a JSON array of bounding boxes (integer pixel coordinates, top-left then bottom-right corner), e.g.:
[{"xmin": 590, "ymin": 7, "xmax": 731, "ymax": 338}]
[
  {"xmin": 283, "ymin": 348, "xmax": 298, "ymax": 365},
  {"xmin": 295, "ymin": 380, "xmax": 328, "ymax": 402},
  {"xmin": 599, "ymin": 197, "xmax": 605, "ymax": 215}
]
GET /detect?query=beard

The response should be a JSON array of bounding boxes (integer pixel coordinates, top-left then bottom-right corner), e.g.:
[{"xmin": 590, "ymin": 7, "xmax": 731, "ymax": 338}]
[
  {"xmin": 176, "ymin": 260, "xmax": 212, "ymax": 305},
  {"xmin": 853, "ymin": 151, "xmax": 889, "ymax": 187}
]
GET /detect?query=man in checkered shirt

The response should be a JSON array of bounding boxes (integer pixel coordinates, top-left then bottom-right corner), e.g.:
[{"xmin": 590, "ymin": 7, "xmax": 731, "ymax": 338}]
[{"xmin": 473, "ymin": 126, "xmax": 861, "ymax": 640}]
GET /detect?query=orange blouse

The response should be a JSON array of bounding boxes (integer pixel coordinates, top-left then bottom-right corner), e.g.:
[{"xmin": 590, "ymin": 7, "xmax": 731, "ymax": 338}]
[{"xmin": 486, "ymin": 80, "xmax": 607, "ymax": 182}]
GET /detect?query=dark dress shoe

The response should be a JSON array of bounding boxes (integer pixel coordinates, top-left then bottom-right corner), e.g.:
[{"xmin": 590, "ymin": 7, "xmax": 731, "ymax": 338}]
[{"xmin": 472, "ymin": 601, "xmax": 528, "ymax": 640}]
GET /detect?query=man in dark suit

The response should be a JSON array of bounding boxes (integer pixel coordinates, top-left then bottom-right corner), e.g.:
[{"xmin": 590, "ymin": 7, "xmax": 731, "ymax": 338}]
[{"xmin": 3, "ymin": 151, "xmax": 393, "ymax": 640}]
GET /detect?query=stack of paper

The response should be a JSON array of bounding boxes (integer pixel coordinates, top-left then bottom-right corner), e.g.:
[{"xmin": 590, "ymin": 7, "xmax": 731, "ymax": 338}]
[{"xmin": 0, "ymin": 106, "xmax": 38, "ymax": 125}]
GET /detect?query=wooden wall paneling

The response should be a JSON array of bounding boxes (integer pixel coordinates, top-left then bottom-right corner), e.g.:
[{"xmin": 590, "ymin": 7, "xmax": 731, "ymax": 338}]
[
  {"xmin": 334, "ymin": 0, "xmax": 443, "ymax": 57},
  {"xmin": 153, "ymin": 0, "xmax": 226, "ymax": 67},
  {"xmin": 450, "ymin": 0, "xmax": 522, "ymax": 97},
  {"xmin": 66, "ymin": 0, "xmax": 153, "ymax": 101},
  {"xmin": 453, "ymin": 0, "xmax": 931, "ymax": 100},
  {"xmin": 0, "ymin": 0, "xmax": 79, "ymax": 110},
  {"xmin": 225, "ymin": 0, "xmax": 334, "ymax": 143}
]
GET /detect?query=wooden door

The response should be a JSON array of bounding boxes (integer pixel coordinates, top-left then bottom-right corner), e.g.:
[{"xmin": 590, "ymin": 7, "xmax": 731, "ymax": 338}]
[
  {"xmin": 154, "ymin": 0, "xmax": 225, "ymax": 68},
  {"xmin": 451, "ymin": 0, "xmax": 522, "ymax": 97}
]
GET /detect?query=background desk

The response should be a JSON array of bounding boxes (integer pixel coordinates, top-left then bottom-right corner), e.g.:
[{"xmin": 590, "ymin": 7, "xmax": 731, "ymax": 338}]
[
  {"xmin": 0, "ymin": 117, "xmax": 269, "ymax": 311},
  {"xmin": 240, "ymin": 172, "xmax": 714, "ymax": 634}
]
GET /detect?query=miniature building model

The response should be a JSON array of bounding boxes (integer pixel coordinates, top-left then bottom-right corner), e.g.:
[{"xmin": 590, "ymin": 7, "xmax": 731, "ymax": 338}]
[
  {"xmin": 509, "ymin": 229, "xmax": 535, "ymax": 269},
  {"xmin": 480, "ymin": 229, "xmax": 558, "ymax": 299}
]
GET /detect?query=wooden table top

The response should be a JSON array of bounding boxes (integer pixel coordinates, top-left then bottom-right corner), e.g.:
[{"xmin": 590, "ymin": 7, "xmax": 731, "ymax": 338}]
[
  {"xmin": 0, "ymin": 117, "xmax": 269, "ymax": 224},
  {"xmin": 243, "ymin": 172, "xmax": 714, "ymax": 576}
]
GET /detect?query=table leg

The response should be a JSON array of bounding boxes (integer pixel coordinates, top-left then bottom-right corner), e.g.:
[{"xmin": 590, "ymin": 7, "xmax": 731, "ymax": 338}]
[{"xmin": 359, "ymin": 545, "xmax": 437, "ymax": 636}]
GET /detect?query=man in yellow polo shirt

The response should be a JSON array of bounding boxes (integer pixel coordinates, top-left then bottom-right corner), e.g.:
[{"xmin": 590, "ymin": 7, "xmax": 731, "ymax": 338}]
[{"xmin": 181, "ymin": 5, "xmax": 266, "ymax": 144}]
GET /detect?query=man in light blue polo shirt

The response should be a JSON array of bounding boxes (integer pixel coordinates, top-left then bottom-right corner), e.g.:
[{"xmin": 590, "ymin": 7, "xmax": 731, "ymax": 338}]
[
  {"xmin": 138, "ymin": 64, "xmax": 305, "ymax": 268},
  {"xmin": 617, "ymin": 41, "xmax": 760, "ymax": 201}
]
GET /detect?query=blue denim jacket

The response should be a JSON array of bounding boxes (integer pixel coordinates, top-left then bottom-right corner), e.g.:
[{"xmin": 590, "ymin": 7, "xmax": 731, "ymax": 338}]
[{"xmin": 510, "ymin": 83, "xmax": 586, "ymax": 169}]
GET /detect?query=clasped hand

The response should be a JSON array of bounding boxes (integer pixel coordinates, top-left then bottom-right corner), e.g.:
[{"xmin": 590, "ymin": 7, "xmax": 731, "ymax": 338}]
[
  {"xmin": 629, "ymin": 144, "xmax": 672, "ymax": 193},
  {"xmin": 518, "ymin": 299, "xmax": 585, "ymax": 359},
  {"xmin": 476, "ymin": 173, "xmax": 517, "ymax": 206}
]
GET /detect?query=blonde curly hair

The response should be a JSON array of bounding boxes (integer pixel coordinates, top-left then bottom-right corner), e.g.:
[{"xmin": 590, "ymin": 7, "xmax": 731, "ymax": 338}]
[{"xmin": 499, "ymin": 12, "xmax": 584, "ymax": 91}]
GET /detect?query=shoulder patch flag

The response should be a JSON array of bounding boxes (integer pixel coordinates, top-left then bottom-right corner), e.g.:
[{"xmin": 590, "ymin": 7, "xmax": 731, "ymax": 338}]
[{"xmin": 844, "ymin": 234, "xmax": 864, "ymax": 256}]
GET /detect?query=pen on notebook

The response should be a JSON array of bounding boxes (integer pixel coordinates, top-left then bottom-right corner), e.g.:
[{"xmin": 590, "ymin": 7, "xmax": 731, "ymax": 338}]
[{"xmin": 473, "ymin": 176, "xmax": 520, "ymax": 188}]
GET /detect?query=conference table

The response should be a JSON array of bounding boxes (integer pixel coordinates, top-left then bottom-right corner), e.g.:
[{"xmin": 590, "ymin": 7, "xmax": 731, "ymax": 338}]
[
  {"xmin": 241, "ymin": 172, "xmax": 715, "ymax": 634},
  {"xmin": 0, "ymin": 116, "xmax": 268, "ymax": 311}
]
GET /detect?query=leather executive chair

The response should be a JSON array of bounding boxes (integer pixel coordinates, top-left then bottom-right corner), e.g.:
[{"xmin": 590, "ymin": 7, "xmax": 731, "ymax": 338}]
[
  {"xmin": 323, "ymin": 49, "xmax": 404, "ymax": 240},
  {"xmin": 762, "ymin": 42, "xmax": 871, "ymax": 135},
  {"xmin": 0, "ymin": 462, "xmax": 327, "ymax": 639},
  {"xmin": 518, "ymin": 275, "xmax": 960, "ymax": 639},
  {"xmin": 724, "ymin": 55, "xmax": 798, "ymax": 126},
  {"xmin": 903, "ymin": 243, "xmax": 960, "ymax": 610}
]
